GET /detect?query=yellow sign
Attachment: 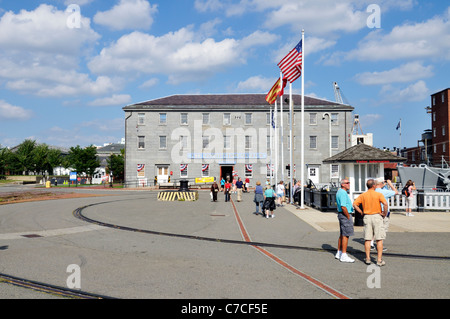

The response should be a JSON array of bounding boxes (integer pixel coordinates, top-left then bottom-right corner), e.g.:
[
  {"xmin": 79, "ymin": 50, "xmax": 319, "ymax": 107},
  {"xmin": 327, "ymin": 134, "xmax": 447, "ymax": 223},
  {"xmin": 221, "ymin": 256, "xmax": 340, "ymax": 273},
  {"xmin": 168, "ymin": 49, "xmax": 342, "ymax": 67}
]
[{"xmin": 195, "ymin": 177, "xmax": 215, "ymax": 184}]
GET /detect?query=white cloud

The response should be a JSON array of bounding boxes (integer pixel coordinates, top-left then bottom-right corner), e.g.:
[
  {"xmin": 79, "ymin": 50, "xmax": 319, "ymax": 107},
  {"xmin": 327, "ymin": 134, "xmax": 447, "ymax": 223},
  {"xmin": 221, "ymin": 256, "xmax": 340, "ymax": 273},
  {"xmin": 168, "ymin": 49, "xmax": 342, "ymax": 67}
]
[
  {"xmin": 88, "ymin": 94, "xmax": 132, "ymax": 106},
  {"xmin": 346, "ymin": 12, "xmax": 450, "ymax": 62},
  {"xmin": 0, "ymin": 100, "xmax": 33, "ymax": 121},
  {"xmin": 0, "ymin": 4, "xmax": 115, "ymax": 98},
  {"xmin": 380, "ymin": 80, "xmax": 429, "ymax": 103},
  {"xmin": 355, "ymin": 61, "xmax": 434, "ymax": 85},
  {"xmin": 88, "ymin": 27, "xmax": 278, "ymax": 84},
  {"xmin": 236, "ymin": 76, "xmax": 276, "ymax": 93},
  {"xmin": 94, "ymin": 0, "xmax": 158, "ymax": 30}
]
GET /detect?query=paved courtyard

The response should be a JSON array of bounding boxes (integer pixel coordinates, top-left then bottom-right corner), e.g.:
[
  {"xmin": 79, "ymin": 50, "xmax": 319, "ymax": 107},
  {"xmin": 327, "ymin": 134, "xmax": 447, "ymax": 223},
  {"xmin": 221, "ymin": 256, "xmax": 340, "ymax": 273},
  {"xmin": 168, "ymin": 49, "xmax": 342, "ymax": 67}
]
[{"xmin": 0, "ymin": 185, "xmax": 449, "ymax": 305}]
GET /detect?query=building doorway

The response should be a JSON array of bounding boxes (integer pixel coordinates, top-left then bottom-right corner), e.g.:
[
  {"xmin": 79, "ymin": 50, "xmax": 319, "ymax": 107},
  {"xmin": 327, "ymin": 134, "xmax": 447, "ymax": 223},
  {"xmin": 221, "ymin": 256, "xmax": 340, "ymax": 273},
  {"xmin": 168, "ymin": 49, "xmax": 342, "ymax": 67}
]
[
  {"xmin": 220, "ymin": 165, "xmax": 234, "ymax": 182},
  {"xmin": 157, "ymin": 165, "xmax": 169, "ymax": 183}
]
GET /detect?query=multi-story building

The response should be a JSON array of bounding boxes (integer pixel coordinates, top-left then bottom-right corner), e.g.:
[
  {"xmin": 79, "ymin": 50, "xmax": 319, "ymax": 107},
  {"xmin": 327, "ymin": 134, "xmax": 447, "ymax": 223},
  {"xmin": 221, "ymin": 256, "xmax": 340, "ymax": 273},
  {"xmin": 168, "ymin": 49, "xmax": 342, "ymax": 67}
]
[
  {"xmin": 431, "ymin": 88, "xmax": 450, "ymax": 167},
  {"xmin": 123, "ymin": 94, "xmax": 354, "ymax": 187}
]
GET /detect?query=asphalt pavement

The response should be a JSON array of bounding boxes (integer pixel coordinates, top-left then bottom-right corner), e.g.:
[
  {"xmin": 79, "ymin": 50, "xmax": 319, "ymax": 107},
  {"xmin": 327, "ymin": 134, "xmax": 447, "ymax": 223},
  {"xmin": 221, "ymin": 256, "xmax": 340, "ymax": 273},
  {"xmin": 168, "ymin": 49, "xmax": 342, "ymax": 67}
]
[{"xmin": 0, "ymin": 186, "xmax": 449, "ymax": 303}]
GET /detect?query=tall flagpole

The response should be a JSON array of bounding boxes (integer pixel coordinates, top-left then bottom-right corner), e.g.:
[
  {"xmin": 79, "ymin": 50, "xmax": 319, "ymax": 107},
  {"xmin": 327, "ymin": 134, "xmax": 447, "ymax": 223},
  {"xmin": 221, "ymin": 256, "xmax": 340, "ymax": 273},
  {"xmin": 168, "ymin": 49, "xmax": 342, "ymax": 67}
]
[
  {"xmin": 270, "ymin": 106, "xmax": 273, "ymax": 186},
  {"xmin": 275, "ymin": 99, "xmax": 278, "ymax": 188},
  {"xmin": 280, "ymin": 72, "xmax": 285, "ymax": 184},
  {"xmin": 399, "ymin": 118, "xmax": 402, "ymax": 156},
  {"xmin": 300, "ymin": 29, "xmax": 305, "ymax": 209},
  {"xmin": 289, "ymin": 82, "xmax": 294, "ymax": 204}
]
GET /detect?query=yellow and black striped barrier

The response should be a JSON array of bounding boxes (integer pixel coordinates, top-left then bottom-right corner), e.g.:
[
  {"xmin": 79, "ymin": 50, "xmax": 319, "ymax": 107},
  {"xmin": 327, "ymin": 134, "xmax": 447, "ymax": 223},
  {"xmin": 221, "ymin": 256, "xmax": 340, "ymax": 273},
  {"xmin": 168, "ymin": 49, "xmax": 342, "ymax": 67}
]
[{"xmin": 157, "ymin": 191, "xmax": 198, "ymax": 201}]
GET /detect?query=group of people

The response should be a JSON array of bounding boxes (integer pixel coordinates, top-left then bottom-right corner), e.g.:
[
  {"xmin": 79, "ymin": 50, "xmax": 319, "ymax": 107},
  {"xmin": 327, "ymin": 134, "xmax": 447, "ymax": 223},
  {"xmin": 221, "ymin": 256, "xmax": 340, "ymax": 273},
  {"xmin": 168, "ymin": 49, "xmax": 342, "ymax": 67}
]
[
  {"xmin": 335, "ymin": 177, "xmax": 416, "ymax": 266},
  {"xmin": 210, "ymin": 177, "xmax": 288, "ymax": 219}
]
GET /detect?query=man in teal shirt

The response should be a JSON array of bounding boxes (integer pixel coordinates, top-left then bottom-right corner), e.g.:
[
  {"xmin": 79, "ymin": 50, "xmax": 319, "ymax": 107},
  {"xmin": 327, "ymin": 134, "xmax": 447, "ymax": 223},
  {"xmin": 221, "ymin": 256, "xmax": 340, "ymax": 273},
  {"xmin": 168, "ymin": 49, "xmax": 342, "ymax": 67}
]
[{"xmin": 335, "ymin": 179, "xmax": 355, "ymax": 263}]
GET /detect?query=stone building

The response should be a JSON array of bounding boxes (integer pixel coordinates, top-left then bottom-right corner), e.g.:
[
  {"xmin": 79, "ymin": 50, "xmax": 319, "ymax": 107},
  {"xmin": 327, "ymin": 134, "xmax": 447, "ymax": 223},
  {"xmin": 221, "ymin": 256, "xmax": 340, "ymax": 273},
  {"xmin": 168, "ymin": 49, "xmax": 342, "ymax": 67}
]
[{"xmin": 123, "ymin": 94, "xmax": 354, "ymax": 188}]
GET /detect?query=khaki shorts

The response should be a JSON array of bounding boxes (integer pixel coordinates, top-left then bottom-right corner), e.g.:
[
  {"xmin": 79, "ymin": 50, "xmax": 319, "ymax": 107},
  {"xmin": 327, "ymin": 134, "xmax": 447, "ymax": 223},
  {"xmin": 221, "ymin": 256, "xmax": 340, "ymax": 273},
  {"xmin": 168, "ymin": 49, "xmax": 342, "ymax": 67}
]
[{"xmin": 363, "ymin": 214, "xmax": 386, "ymax": 241}]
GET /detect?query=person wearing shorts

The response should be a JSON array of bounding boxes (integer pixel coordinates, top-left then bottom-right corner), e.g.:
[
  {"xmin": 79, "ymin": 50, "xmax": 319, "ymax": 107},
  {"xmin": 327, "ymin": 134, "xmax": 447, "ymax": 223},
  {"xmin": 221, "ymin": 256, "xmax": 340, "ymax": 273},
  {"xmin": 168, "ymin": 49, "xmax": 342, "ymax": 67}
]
[
  {"xmin": 353, "ymin": 179, "xmax": 388, "ymax": 267},
  {"xmin": 335, "ymin": 179, "xmax": 355, "ymax": 263}
]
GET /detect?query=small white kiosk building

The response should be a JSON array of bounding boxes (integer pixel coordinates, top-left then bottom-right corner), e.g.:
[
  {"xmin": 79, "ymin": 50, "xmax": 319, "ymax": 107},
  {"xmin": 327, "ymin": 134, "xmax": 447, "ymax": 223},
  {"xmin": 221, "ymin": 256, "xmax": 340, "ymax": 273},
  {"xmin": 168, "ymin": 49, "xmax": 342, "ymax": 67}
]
[{"xmin": 323, "ymin": 143, "xmax": 406, "ymax": 199}]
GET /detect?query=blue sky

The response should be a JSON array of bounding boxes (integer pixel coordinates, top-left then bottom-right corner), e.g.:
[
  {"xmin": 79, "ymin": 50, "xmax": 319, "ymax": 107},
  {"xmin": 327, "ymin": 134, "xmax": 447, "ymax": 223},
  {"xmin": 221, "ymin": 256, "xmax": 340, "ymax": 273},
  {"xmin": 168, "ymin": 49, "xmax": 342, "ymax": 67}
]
[{"xmin": 0, "ymin": 0, "xmax": 449, "ymax": 150}]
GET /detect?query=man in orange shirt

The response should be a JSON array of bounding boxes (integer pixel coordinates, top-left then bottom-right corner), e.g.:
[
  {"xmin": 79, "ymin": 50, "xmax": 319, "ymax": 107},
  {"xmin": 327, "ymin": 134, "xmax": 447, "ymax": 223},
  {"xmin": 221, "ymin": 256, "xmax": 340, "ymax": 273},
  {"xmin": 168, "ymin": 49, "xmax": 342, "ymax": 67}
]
[{"xmin": 353, "ymin": 179, "xmax": 388, "ymax": 266}]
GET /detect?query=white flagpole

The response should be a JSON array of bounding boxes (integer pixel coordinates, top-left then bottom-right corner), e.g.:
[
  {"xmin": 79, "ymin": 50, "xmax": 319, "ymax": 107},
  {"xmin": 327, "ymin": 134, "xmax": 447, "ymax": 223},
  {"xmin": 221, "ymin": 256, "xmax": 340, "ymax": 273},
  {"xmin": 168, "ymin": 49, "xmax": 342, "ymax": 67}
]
[
  {"xmin": 399, "ymin": 118, "xmax": 402, "ymax": 156},
  {"xmin": 300, "ymin": 29, "xmax": 305, "ymax": 209},
  {"xmin": 270, "ymin": 106, "xmax": 273, "ymax": 186},
  {"xmin": 275, "ymin": 99, "xmax": 278, "ymax": 188},
  {"xmin": 280, "ymin": 72, "xmax": 285, "ymax": 184},
  {"xmin": 289, "ymin": 82, "xmax": 293, "ymax": 204}
]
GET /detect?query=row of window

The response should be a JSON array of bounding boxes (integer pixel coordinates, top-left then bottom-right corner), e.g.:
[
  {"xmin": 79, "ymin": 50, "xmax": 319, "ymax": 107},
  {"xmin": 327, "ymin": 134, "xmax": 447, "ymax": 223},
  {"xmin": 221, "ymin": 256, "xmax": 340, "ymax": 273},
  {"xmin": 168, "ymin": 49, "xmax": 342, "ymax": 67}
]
[
  {"xmin": 433, "ymin": 125, "xmax": 446, "ymax": 137},
  {"xmin": 137, "ymin": 112, "xmax": 340, "ymax": 126},
  {"xmin": 138, "ymin": 135, "xmax": 341, "ymax": 150},
  {"xmin": 177, "ymin": 164, "xmax": 301, "ymax": 178}
]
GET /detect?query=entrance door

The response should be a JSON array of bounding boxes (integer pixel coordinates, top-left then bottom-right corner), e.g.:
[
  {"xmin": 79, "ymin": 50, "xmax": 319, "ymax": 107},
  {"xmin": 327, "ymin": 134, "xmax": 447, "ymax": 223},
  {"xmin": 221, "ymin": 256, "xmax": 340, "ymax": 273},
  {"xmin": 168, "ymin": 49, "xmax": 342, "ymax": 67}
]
[
  {"xmin": 308, "ymin": 165, "xmax": 320, "ymax": 186},
  {"xmin": 220, "ymin": 166, "xmax": 233, "ymax": 182},
  {"xmin": 157, "ymin": 166, "xmax": 169, "ymax": 183}
]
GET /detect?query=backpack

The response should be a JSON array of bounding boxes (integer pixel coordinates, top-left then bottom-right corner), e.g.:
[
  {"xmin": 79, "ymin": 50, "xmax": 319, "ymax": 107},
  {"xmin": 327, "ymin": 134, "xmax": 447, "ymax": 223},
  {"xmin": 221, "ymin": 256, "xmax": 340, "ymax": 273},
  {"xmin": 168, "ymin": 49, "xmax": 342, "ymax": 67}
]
[{"xmin": 402, "ymin": 186, "xmax": 410, "ymax": 197}]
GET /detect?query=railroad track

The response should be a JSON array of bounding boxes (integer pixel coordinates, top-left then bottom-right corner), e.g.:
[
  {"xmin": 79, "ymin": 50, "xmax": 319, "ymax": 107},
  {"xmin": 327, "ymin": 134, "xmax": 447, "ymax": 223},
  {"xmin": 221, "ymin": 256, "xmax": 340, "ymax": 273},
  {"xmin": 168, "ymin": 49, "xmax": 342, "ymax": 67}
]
[{"xmin": 0, "ymin": 272, "xmax": 116, "ymax": 299}]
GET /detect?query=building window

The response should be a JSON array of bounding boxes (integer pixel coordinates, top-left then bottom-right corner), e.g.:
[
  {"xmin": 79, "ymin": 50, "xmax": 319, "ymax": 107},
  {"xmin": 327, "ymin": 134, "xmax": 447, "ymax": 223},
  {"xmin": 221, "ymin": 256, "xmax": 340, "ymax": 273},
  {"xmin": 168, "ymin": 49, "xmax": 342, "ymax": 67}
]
[
  {"xmin": 266, "ymin": 164, "xmax": 273, "ymax": 178},
  {"xmin": 434, "ymin": 128, "xmax": 436, "ymax": 137},
  {"xmin": 310, "ymin": 113, "xmax": 317, "ymax": 125},
  {"xmin": 443, "ymin": 93, "xmax": 445, "ymax": 103},
  {"xmin": 202, "ymin": 113, "xmax": 210, "ymax": 125},
  {"xmin": 443, "ymin": 125, "xmax": 446, "ymax": 136},
  {"xmin": 245, "ymin": 135, "xmax": 252, "ymax": 149},
  {"xmin": 180, "ymin": 164, "xmax": 188, "ymax": 177},
  {"xmin": 433, "ymin": 96, "xmax": 436, "ymax": 106},
  {"xmin": 202, "ymin": 164, "xmax": 209, "ymax": 177},
  {"xmin": 180, "ymin": 113, "xmax": 188, "ymax": 125},
  {"xmin": 180, "ymin": 136, "xmax": 188, "ymax": 150},
  {"xmin": 331, "ymin": 113, "xmax": 338, "ymax": 125},
  {"xmin": 245, "ymin": 113, "xmax": 252, "ymax": 125},
  {"xmin": 266, "ymin": 113, "xmax": 271, "ymax": 125},
  {"xmin": 159, "ymin": 136, "xmax": 167, "ymax": 149},
  {"xmin": 433, "ymin": 112, "xmax": 436, "ymax": 122},
  {"xmin": 138, "ymin": 113, "xmax": 145, "ymax": 125},
  {"xmin": 159, "ymin": 113, "xmax": 167, "ymax": 124},
  {"xmin": 202, "ymin": 136, "xmax": 209, "ymax": 149},
  {"xmin": 245, "ymin": 164, "xmax": 253, "ymax": 177},
  {"xmin": 223, "ymin": 113, "xmax": 231, "ymax": 125},
  {"xmin": 331, "ymin": 164, "xmax": 339, "ymax": 179},
  {"xmin": 138, "ymin": 136, "xmax": 145, "ymax": 149},
  {"xmin": 288, "ymin": 112, "xmax": 295, "ymax": 125},
  {"xmin": 309, "ymin": 136, "xmax": 317, "ymax": 149},
  {"xmin": 224, "ymin": 135, "xmax": 231, "ymax": 149},
  {"xmin": 287, "ymin": 135, "xmax": 295, "ymax": 150},
  {"xmin": 444, "ymin": 144, "xmax": 446, "ymax": 153},
  {"xmin": 332, "ymin": 136, "xmax": 339, "ymax": 149}
]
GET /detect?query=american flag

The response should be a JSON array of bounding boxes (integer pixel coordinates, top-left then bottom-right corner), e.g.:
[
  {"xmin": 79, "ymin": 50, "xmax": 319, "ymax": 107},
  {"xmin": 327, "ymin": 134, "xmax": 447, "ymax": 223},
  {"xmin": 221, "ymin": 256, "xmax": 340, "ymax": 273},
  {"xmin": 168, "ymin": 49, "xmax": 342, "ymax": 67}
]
[
  {"xmin": 278, "ymin": 40, "xmax": 302, "ymax": 83},
  {"xmin": 137, "ymin": 164, "xmax": 145, "ymax": 172}
]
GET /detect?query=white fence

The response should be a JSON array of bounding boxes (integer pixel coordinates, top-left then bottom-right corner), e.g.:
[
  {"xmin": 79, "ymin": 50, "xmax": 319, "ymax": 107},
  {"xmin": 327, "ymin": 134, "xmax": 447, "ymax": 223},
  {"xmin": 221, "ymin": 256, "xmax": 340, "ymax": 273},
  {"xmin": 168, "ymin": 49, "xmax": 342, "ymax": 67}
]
[{"xmin": 352, "ymin": 191, "xmax": 450, "ymax": 211}]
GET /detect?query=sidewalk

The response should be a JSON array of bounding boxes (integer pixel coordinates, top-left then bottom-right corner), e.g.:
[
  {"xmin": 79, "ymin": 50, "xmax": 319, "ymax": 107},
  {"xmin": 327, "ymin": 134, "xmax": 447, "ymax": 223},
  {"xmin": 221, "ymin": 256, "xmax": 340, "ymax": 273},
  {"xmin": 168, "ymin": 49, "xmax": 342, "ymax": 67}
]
[{"xmin": 283, "ymin": 204, "xmax": 450, "ymax": 233}]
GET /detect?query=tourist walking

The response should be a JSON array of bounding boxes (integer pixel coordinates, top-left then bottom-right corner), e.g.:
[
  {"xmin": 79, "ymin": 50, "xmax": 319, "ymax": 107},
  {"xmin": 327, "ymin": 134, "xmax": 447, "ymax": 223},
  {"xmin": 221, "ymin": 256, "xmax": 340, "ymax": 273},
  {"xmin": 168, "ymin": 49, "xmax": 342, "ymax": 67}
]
[
  {"xmin": 403, "ymin": 180, "xmax": 416, "ymax": 216},
  {"xmin": 224, "ymin": 179, "xmax": 231, "ymax": 202},
  {"xmin": 335, "ymin": 179, "xmax": 355, "ymax": 263},
  {"xmin": 276, "ymin": 181, "xmax": 285, "ymax": 206},
  {"xmin": 220, "ymin": 177, "xmax": 225, "ymax": 191},
  {"xmin": 211, "ymin": 181, "xmax": 219, "ymax": 202},
  {"xmin": 353, "ymin": 179, "xmax": 388, "ymax": 266},
  {"xmin": 236, "ymin": 177, "xmax": 244, "ymax": 202},
  {"xmin": 253, "ymin": 181, "xmax": 264, "ymax": 215},
  {"xmin": 263, "ymin": 185, "xmax": 276, "ymax": 218}
]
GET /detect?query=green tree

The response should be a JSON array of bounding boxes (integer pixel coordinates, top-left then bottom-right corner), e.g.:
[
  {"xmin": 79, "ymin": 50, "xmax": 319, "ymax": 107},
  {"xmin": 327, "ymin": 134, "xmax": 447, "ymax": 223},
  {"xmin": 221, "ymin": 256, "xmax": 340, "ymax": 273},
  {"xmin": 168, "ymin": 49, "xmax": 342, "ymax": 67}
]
[
  {"xmin": 106, "ymin": 148, "xmax": 124, "ymax": 182},
  {"xmin": 15, "ymin": 139, "xmax": 36, "ymax": 175},
  {"xmin": 67, "ymin": 145, "xmax": 100, "ymax": 184}
]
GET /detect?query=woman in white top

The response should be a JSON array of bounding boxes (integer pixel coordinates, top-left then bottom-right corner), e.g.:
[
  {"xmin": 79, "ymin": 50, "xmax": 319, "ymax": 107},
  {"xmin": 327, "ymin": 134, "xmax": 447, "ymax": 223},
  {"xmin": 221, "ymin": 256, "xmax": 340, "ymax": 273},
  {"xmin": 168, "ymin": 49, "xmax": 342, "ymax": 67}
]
[{"xmin": 276, "ymin": 181, "xmax": 285, "ymax": 206}]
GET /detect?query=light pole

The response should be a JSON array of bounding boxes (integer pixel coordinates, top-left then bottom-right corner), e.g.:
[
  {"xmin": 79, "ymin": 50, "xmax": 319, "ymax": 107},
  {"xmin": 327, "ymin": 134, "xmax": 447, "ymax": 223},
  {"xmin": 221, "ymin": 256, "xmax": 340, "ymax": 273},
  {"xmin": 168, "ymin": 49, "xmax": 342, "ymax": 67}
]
[{"xmin": 322, "ymin": 113, "xmax": 331, "ymax": 157}]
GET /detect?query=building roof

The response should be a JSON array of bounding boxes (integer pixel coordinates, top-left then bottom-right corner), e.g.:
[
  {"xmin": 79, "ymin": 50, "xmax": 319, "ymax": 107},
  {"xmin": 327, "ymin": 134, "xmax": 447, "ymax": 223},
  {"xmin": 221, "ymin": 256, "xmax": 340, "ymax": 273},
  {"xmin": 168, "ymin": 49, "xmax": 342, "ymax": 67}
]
[
  {"xmin": 96, "ymin": 143, "xmax": 124, "ymax": 154},
  {"xmin": 123, "ymin": 94, "xmax": 353, "ymax": 111},
  {"xmin": 323, "ymin": 143, "xmax": 406, "ymax": 163}
]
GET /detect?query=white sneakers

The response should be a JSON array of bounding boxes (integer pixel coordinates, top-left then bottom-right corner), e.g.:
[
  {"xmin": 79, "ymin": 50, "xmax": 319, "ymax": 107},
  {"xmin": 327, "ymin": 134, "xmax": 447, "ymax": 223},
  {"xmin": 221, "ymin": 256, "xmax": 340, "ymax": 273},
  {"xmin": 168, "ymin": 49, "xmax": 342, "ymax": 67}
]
[{"xmin": 335, "ymin": 251, "xmax": 355, "ymax": 263}]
